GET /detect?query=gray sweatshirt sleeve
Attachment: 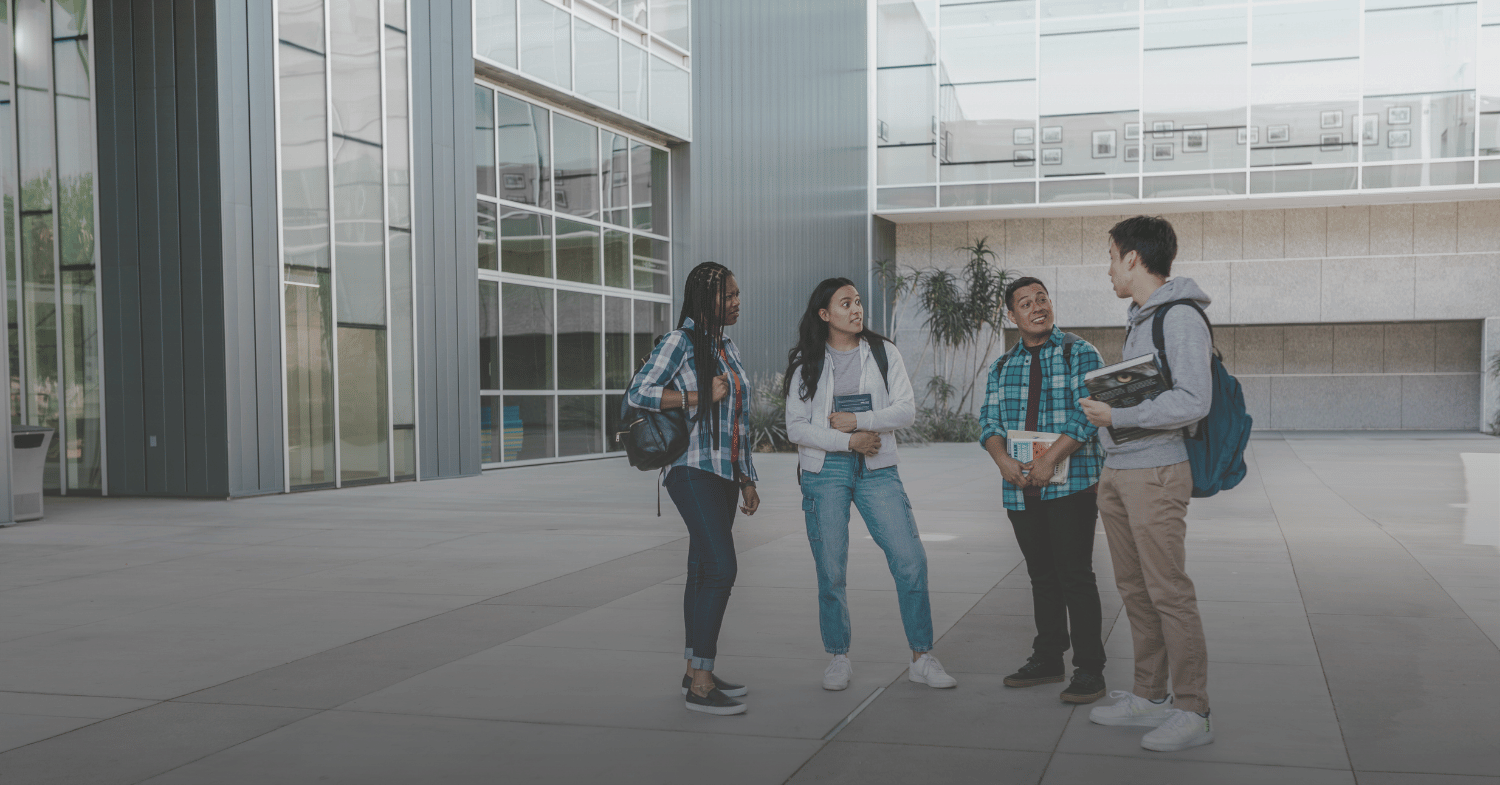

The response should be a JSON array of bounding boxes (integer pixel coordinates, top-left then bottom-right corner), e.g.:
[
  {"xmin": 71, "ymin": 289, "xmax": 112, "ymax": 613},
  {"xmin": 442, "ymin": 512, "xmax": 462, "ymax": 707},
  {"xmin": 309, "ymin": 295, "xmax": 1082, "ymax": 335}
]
[{"xmin": 1111, "ymin": 307, "xmax": 1213, "ymax": 431}]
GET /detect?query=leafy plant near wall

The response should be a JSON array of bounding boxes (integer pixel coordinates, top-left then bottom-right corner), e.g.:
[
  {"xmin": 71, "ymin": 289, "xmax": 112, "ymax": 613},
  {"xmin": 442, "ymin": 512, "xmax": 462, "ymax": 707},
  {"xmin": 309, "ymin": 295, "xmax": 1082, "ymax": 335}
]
[
  {"xmin": 875, "ymin": 237, "xmax": 1012, "ymax": 440},
  {"xmin": 748, "ymin": 374, "xmax": 793, "ymax": 453}
]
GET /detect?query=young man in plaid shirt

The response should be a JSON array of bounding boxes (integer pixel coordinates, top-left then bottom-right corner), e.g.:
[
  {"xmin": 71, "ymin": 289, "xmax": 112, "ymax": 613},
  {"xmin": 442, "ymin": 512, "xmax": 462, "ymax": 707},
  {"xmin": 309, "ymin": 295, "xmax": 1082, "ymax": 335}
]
[{"xmin": 979, "ymin": 277, "xmax": 1109, "ymax": 704}]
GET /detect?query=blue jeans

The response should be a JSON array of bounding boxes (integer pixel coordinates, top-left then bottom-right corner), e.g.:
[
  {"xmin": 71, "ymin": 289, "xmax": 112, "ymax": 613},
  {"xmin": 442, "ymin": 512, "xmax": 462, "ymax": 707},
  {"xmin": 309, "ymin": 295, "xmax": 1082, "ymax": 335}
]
[
  {"xmin": 800, "ymin": 453, "xmax": 934, "ymax": 654},
  {"xmin": 665, "ymin": 466, "xmax": 739, "ymax": 671}
]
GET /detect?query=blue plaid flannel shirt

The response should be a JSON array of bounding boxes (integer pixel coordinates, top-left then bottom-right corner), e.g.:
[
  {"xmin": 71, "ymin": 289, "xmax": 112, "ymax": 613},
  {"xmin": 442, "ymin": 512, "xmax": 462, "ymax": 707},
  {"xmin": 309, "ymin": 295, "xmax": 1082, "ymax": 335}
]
[
  {"xmin": 978, "ymin": 326, "xmax": 1104, "ymax": 510},
  {"xmin": 626, "ymin": 317, "xmax": 758, "ymax": 485}
]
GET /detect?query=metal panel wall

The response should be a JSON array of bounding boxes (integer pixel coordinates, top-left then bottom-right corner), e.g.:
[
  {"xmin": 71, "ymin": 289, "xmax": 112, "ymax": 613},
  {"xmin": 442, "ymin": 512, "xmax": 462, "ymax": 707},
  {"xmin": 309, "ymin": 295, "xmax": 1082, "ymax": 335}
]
[
  {"xmin": 96, "ymin": 0, "xmax": 236, "ymax": 497},
  {"xmin": 411, "ymin": 0, "xmax": 479, "ymax": 480},
  {"xmin": 684, "ymin": 0, "xmax": 871, "ymax": 375}
]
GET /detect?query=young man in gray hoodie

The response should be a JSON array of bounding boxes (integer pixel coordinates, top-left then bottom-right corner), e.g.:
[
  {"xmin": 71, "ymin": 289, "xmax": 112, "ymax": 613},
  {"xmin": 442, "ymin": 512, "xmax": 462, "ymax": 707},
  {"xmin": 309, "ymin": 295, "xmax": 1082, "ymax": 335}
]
[{"xmin": 1080, "ymin": 216, "xmax": 1216, "ymax": 752}]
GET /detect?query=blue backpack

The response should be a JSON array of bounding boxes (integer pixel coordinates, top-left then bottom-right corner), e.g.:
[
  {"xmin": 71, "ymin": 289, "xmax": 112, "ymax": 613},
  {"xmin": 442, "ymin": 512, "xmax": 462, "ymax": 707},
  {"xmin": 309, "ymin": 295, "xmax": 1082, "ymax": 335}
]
[{"xmin": 1150, "ymin": 300, "xmax": 1253, "ymax": 498}]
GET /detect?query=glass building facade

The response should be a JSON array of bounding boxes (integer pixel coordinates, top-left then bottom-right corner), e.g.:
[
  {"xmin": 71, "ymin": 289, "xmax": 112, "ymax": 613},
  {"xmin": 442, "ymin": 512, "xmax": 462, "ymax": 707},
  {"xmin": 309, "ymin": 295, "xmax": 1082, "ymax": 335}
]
[
  {"xmin": 275, "ymin": 0, "xmax": 418, "ymax": 489},
  {"xmin": 475, "ymin": 82, "xmax": 672, "ymax": 466},
  {"xmin": 875, "ymin": 0, "xmax": 1500, "ymax": 211},
  {"xmin": 1, "ymin": 0, "xmax": 104, "ymax": 494}
]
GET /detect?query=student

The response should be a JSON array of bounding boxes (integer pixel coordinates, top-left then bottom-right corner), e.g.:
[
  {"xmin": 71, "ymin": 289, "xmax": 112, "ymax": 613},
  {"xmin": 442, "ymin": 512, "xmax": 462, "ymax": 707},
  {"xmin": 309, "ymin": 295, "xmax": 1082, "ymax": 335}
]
[
  {"xmin": 1080, "ymin": 216, "xmax": 1216, "ymax": 751},
  {"xmin": 626, "ymin": 262, "xmax": 760, "ymax": 716},
  {"xmin": 783, "ymin": 278, "xmax": 957, "ymax": 692},
  {"xmin": 978, "ymin": 276, "xmax": 1108, "ymax": 704}
]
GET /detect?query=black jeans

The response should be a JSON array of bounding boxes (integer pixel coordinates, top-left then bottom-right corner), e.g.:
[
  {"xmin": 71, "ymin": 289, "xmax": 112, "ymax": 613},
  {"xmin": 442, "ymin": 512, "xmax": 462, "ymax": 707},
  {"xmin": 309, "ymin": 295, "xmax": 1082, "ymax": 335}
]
[
  {"xmin": 666, "ymin": 466, "xmax": 739, "ymax": 671},
  {"xmin": 1007, "ymin": 490, "xmax": 1106, "ymax": 675}
]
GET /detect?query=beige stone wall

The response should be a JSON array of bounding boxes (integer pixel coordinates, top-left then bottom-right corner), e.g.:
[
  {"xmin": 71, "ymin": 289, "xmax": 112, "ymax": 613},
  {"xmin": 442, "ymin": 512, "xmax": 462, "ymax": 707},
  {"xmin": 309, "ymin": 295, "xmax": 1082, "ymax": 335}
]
[{"xmin": 890, "ymin": 200, "xmax": 1500, "ymax": 430}]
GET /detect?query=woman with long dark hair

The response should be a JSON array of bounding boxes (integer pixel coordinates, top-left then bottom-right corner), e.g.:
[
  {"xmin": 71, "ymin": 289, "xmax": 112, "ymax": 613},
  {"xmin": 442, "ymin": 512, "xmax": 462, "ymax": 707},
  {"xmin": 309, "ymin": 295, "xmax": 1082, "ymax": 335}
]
[
  {"xmin": 626, "ymin": 262, "xmax": 759, "ymax": 716},
  {"xmin": 783, "ymin": 277, "xmax": 957, "ymax": 692}
]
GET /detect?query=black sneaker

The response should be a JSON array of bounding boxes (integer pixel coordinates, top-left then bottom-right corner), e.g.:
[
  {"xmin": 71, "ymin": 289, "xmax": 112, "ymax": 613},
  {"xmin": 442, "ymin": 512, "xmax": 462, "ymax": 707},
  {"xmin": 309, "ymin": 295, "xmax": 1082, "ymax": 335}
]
[
  {"xmin": 681, "ymin": 673, "xmax": 748, "ymax": 697},
  {"xmin": 1060, "ymin": 670, "xmax": 1107, "ymax": 704},
  {"xmin": 684, "ymin": 687, "xmax": 747, "ymax": 716},
  {"xmin": 1002, "ymin": 657, "xmax": 1066, "ymax": 688}
]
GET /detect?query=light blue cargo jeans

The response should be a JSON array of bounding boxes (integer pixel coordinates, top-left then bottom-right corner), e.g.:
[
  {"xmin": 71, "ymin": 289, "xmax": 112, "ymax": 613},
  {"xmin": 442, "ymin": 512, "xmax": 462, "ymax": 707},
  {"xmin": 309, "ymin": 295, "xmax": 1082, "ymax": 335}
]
[{"xmin": 800, "ymin": 452, "xmax": 934, "ymax": 655}]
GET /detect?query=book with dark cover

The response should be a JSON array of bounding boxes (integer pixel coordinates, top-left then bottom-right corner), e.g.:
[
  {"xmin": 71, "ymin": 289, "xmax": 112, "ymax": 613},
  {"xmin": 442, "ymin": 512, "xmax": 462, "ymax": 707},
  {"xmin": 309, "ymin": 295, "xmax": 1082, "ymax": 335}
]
[
  {"xmin": 1084, "ymin": 354, "xmax": 1168, "ymax": 444},
  {"xmin": 833, "ymin": 394, "xmax": 873, "ymax": 413}
]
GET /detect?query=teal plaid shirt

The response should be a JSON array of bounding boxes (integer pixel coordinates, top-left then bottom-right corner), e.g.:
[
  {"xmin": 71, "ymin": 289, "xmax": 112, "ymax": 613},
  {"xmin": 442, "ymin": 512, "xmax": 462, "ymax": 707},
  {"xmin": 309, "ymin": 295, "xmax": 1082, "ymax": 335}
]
[{"xmin": 978, "ymin": 326, "xmax": 1104, "ymax": 510}]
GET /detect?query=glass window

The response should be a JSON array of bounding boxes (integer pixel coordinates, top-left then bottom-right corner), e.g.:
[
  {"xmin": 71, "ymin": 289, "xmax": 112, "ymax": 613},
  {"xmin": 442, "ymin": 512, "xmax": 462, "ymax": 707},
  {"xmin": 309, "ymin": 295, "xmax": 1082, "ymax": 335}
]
[
  {"xmin": 387, "ymin": 26, "xmax": 412, "ymax": 230},
  {"xmin": 330, "ymin": 0, "xmax": 383, "ymax": 145},
  {"xmin": 476, "ymin": 87, "xmax": 496, "ymax": 196},
  {"xmin": 333, "ymin": 138, "xmax": 386, "ymax": 327},
  {"xmin": 557, "ymin": 290, "xmax": 602, "ymax": 390},
  {"xmin": 1482, "ymin": 1, "xmax": 1500, "ymax": 156},
  {"xmin": 556, "ymin": 219, "xmax": 601, "ymax": 284},
  {"xmin": 649, "ymin": 55, "xmax": 691, "ymax": 138},
  {"xmin": 622, "ymin": 0, "xmax": 648, "ymax": 27},
  {"xmin": 633, "ymin": 299, "xmax": 672, "ymax": 363},
  {"xmin": 602, "ymin": 131, "xmax": 631, "ymax": 226},
  {"xmin": 553, "ymin": 115, "xmax": 600, "ymax": 219},
  {"xmin": 501, "ymin": 207, "xmax": 552, "ymax": 277},
  {"xmin": 575, "ymin": 20, "xmax": 620, "ymax": 110},
  {"xmin": 631, "ymin": 142, "xmax": 669, "ymax": 233},
  {"xmin": 605, "ymin": 393, "xmax": 625, "ymax": 452},
  {"xmin": 621, "ymin": 43, "xmax": 649, "ymax": 119},
  {"xmin": 559, "ymin": 395, "xmax": 603, "ymax": 456},
  {"xmin": 605, "ymin": 296, "xmax": 632, "ymax": 388},
  {"xmin": 338, "ymin": 325, "xmax": 390, "ymax": 483},
  {"xmin": 633, "ymin": 236, "xmax": 670, "ymax": 294},
  {"xmin": 389, "ymin": 229, "xmax": 416, "ymax": 480},
  {"xmin": 651, "ymin": 0, "xmax": 690, "ymax": 50},
  {"xmin": 1041, "ymin": 23, "xmax": 1140, "ymax": 177},
  {"xmin": 476, "ymin": 0, "xmax": 518, "ymax": 67},
  {"xmin": 478, "ymin": 201, "xmax": 498, "ymax": 270},
  {"xmin": 1251, "ymin": 0, "xmax": 1360, "ymax": 167},
  {"xmin": 519, "ymin": 0, "xmax": 572, "ymax": 89},
  {"xmin": 503, "ymin": 283, "xmax": 554, "ymax": 389},
  {"xmin": 480, "ymin": 280, "xmax": 501, "ymax": 390},
  {"xmin": 603, "ymin": 228, "xmax": 630, "ymax": 288},
  {"xmin": 879, "ymin": 0, "xmax": 937, "ymax": 68},
  {"xmin": 496, "ymin": 93, "xmax": 550, "ymax": 208},
  {"xmin": 941, "ymin": 82, "xmax": 1037, "ymax": 182},
  {"xmin": 1248, "ymin": 166, "xmax": 1357, "ymax": 193},
  {"xmin": 877, "ymin": 186, "xmax": 937, "ymax": 209},
  {"xmin": 1363, "ymin": 1, "xmax": 1477, "ymax": 162},
  {"xmin": 940, "ymin": 182, "xmax": 1034, "ymax": 207},
  {"xmin": 1143, "ymin": 8, "xmax": 1247, "ymax": 173},
  {"xmin": 939, "ymin": 0, "xmax": 1033, "ymax": 84},
  {"xmin": 877, "ymin": 66, "xmax": 937, "ymax": 184},
  {"xmin": 481, "ymin": 395, "xmax": 506, "ymax": 463},
  {"xmin": 280, "ymin": 0, "xmax": 326, "ymax": 53},
  {"xmin": 506, "ymin": 395, "xmax": 556, "ymax": 459}
]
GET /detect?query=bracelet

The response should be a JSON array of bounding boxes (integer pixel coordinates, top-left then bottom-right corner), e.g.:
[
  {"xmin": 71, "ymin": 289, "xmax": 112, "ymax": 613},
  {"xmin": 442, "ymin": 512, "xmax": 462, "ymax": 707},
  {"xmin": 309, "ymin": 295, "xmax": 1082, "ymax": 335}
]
[{"xmin": 739, "ymin": 480, "xmax": 756, "ymax": 489}]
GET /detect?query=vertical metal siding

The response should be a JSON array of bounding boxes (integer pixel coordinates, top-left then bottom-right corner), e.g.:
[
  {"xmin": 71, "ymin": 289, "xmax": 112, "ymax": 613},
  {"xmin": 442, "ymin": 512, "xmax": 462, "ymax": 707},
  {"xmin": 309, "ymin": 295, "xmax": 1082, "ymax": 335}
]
[{"xmin": 686, "ymin": 0, "xmax": 871, "ymax": 376}]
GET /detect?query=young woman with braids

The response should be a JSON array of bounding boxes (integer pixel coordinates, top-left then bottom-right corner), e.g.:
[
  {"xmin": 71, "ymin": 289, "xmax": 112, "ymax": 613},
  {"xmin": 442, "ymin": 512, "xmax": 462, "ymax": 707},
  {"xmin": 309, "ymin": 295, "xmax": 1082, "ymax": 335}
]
[
  {"xmin": 626, "ymin": 262, "xmax": 760, "ymax": 716},
  {"xmin": 783, "ymin": 278, "xmax": 958, "ymax": 692}
]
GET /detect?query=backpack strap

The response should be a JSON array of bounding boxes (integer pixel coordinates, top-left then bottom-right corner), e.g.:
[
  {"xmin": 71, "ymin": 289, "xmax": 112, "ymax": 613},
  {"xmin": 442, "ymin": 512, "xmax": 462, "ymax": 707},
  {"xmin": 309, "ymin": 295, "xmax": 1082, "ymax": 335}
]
[
  {"xmin": 1060, "ymin": 332, "xmax": 1080, "ymax": 373},
  {"xmin": 1149, "ymin": 299, "xmax": 1211, "ymax": 388},
  {"xmin": 868, "ymin": 337, "xmax": 891, "ymax": 392}
]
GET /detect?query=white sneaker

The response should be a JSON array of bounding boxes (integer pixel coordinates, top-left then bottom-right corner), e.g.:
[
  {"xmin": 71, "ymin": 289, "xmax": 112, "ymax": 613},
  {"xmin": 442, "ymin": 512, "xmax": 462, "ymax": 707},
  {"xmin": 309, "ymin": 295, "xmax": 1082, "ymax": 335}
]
[
  {"xmin": 908, "ymin": 653, "xmax": 958, "ymax": 688},
  {"xmin": 1088, "ymin": 691, "xmax": 1174, "ymax": 727},
  {"xmin": 823, "ymin": 655, "xmax": 852, "ymax": 691},
  {"xmin": 1141, "ymin": 708, "xmax": 1215, "ymax": 752}
]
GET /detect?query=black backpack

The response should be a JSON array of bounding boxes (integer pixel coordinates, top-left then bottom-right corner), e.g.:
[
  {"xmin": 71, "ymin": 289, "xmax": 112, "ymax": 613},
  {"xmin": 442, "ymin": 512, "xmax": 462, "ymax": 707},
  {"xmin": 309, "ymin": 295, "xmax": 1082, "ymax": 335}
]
[{"xmin": 616, "ymin": 330, "xmax": 698, "ymax": 472}]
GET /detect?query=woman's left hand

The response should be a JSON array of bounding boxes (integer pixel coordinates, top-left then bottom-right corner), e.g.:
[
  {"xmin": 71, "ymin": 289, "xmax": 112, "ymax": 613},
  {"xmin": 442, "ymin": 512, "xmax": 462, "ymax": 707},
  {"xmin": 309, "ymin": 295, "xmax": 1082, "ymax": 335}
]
[
  {"xmin": 828, "ymin": 412, "xmax": 858, "ymax": 433},
  {"xmin": 739, "ymin": 484, "xmax": 760, "ymax": 516}
]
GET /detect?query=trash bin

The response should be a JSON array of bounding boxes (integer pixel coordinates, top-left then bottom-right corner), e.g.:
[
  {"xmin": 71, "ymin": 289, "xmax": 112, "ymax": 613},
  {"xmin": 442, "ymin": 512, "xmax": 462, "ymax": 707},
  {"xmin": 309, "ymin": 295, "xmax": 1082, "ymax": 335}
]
[{"xmin": 11, "ymin": 425, "xmax": 54, "ymax": 523}]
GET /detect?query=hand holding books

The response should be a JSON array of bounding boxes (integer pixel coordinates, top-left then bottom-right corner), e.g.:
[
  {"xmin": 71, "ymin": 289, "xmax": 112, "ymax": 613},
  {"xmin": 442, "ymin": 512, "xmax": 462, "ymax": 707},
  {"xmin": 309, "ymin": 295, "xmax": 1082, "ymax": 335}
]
[{"xmin": 1082, "ymin": 354, "xmax": 1169, "ymax": 443}]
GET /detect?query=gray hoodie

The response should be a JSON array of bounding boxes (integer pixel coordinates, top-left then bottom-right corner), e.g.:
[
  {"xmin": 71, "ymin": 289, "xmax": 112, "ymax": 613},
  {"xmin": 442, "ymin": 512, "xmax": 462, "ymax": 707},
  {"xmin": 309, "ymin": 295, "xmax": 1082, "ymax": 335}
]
[{"xmin": 1099, "ymin": 277, "xmax": 1214, "ymax": 470}]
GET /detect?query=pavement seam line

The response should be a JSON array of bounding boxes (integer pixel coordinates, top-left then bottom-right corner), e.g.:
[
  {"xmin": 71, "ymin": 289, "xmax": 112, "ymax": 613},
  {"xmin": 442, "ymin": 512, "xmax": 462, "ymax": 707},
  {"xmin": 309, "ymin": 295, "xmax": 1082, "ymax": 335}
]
[{"xmin": 820, "ymin": 687, "xmax": 885, "ymax": 741}]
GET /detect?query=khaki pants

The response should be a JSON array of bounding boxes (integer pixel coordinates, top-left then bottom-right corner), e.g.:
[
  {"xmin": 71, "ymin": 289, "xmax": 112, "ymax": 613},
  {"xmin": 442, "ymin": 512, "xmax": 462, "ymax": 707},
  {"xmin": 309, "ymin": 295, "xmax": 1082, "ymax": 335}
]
[{"xmin": 1098, "ymin": 462, "xmax": 1210, "ymax": 713}]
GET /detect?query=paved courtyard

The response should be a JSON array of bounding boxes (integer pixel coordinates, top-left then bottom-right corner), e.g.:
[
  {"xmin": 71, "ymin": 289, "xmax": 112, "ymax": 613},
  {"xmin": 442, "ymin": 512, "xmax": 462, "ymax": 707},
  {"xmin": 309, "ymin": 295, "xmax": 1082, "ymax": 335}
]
[{"xmin": 0, "ymin": 433, "xmax": 1496, "ymax": 784}]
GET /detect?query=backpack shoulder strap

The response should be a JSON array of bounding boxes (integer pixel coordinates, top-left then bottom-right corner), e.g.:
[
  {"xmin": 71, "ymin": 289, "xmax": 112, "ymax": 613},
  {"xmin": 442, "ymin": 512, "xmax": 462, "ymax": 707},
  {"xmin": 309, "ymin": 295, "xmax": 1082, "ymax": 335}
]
[
  {"xmin": 1060, "ymin": 332, "xmax": 1080, "ymax": 372},
  {"xmin": 868, "ymin": 337, "xmax": 891, "ymax": 392},
  {"xmin": 1150, "ymin": 299, "xmax": 1210, "ymax": 388}
]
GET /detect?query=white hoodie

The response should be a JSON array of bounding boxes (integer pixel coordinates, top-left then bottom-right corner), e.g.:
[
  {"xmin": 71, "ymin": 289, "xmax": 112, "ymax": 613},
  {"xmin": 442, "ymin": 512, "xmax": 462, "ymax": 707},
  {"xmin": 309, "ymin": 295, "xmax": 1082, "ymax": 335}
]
[{"xmin": 785, "ymin": 338, "xmax": 917, "ymax": 474}]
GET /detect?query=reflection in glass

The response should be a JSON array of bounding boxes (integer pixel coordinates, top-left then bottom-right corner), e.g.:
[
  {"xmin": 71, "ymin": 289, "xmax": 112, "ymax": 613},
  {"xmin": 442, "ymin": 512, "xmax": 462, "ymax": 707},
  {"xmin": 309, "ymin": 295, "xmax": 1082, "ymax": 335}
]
[
  {"xmin": 1041, "ymin": 24, "xmax": 1140, "ymax": 177},
  {"xmin": 387, "ymin": 25, "xmax": 411, "ymax": 230},
  {"xmin": 338, "ymin": 325, "xmax": 389, "ymax": 483},
  {"xmin": 559, "ymin": 395, "xmax": 603, "ymax": 456},
  {"xmin": 651, "ymin": 0, "xmax": 689, "ymax": 50},
  {"xmin": 1361, "ymin": 161, "xmax": 1472, "ymax": 188},
  {"xmin": 1248, "ymin": 167, "xmax": 1357, "ymax": 193},
  {"xmin": 556, "ymin": 219, "xmax": 600, "ymax": 284},
  {"xmin": 1251, "ymin": 0, "xmax": 1358, "ymax": 167},
  {"xmin": 1363, "ymin": 3, "xmax": 1476, "ymax": 162},
  {"xmin": 553, "ymin": 115, "xmax": 600, "ymax": 219},
  {"xmin": 519, "ymin": 0, "xmax": 572, "ymax": 89},
  {"xmin": 941, "ymin": 182, "xmax": 1033, "ymax": 207},
  {"xmin": 478, "ymin": 201, "xmax": 498, "ymax": 270},
  {"xmin": 280, "ymin": 0, "xmax": 325, "ymax": 53},
  {"xmin": 1143, "ymin": 8, "xmax": 1246, "ymax": 173},
  {"xmin": 649, "ymin": 55, "xmax": 691, "ymax": 138},
  {"xmin": 602, "ymin": 131, "xmax": 630, "ymax": 226},
  {"xmin": 1141, "ymin": 172, "xmax": 1246, "ymax": 198},
  {"xmin": 476, "ymin": 86, "xmax": 496, "ymax": 196},
  {"xmin": 878, "ymin": 66, "xmax": 936, "ymax": 145},
  {"xmin": 1039, "ymin": 177, "xmax": 1139, "ymax": 203},
  {"xmin": 285, "ymin": 277, "xmax": 336, "ymax": 488},
  {"xmin": 605, "ymin": 393, "xmax": 624, "ymax": 452},
  {"xmin": 633, "ymin": 299, "xmax": 671, "ymax": 364},
  {"xmin": 333, "ymin": 139, "xmax": 386, "ymax": 327},
  {"xmin": 503, "ymin": 283, "xmax": 554, "ymax": 389},
  {"xmin": 496, "ymin": 92, "xmax": 549, "ymax": 207},
  {"xmin": 558, "ymin": 290, "xmax": 602, "ymax": 390},
  {"xmin": 575, "ymin": 20, "xmax": 619, "ymax": 109},
  {"xmin": 876, "ymin": 186, "xmax": 937, "ymax": 209},
  {"xmin": 941, "ymin": 82, "xmax": 1036, "ymax": 182},
  {"xmin": 501, "ymin": 208, "xmax": 551, "ymax": 276},
  {"xmin": 389, "ymin": 231, "xmax": 416, "ymax": 479},
  {"xmin": 605, "ymin": 297, "xmax": 632, "ymax": 388},
  {"xmin": 476, "ymin": 0, "xmax": 518, "ymax": 67},
  {"xmin": 506, "ymin": 395, "xmax": 556, "ymax": 460},
  {"xmin": 603, "ymin": 229, "xmax": 630, "ymax": 288},
  {"xmin": 621, "ymin": 43, "xmax": 649, "ymax": 119},
  {"xmin": 633, "ymin": 236, "xmax": 670, "ymax": 295},
  {"xmin": 480, "ymin": 280, "xmax": 500, "ymax": 390},
  {"xmin": 631, "ymin": 142, "xmax": 669, "ymax": 233},
  {"xmin": 480, "ymin": 395, "xmax": 505, "ymax": 463},
  {"xmin": 878, "ymin": 0, "xmax": 936, "ymax": 68},
  {"xmin": 621, "ymin": 0, "xmax": 647, "ymax": 27},
  {"xmin": 330, "ymin": 0, "xmax": 382, "ymax": 145}
]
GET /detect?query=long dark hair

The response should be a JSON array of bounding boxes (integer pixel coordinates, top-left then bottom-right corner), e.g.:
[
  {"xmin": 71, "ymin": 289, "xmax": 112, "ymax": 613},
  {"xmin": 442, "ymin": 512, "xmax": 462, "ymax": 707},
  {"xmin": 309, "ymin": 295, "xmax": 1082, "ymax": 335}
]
[
  {"xmin": 782, "ymin": 277, "xmax": 891, "ymax": 402},
  {"xmin": 678, "ymin": 262, "xmax": 734, "ymax": 426}
]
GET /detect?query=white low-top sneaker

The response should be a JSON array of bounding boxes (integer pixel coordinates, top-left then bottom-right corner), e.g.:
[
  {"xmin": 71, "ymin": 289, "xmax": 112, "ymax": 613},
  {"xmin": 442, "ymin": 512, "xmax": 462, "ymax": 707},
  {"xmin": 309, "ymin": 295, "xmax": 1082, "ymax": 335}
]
[
  {"xmin": 1088, "ymin": 691, "xmax": 1174, "ymax": 727},
  {"xmin": 823, "ymin": 655, "xmax": 852, "ymax": 691},
  {"xmin": 908, "ymin": 653, "xmax": 958, "ymax": 688},
  {"xmin": 1141, "ymin": 708, "xmax": 1215, "ymax": 752}
]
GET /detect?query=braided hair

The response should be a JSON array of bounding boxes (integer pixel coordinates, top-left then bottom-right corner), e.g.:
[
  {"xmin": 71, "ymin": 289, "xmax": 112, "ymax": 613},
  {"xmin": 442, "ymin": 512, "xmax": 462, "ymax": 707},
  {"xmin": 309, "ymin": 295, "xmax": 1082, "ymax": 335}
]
[{"xmin": 678, "ymin": 262, "xmax": 734, "ymax": 427}]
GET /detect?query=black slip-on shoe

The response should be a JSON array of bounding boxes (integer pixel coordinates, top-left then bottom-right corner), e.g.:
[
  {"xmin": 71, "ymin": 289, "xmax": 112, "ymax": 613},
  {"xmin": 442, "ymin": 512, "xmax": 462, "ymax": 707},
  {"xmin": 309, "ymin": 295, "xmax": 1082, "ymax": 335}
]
[
  {"xmin": 681, "ymin": 674, "xmax": 748, "ymax": 697},
  {"xmin": 1003, "ymin": 657, "xmax": 1066, "ymax": 688},
  {"xmin": 1060, "ymin": 670, "xmax": 1107, "ymax": 704},
  {"xmin": 684, "ymin": 687, "xmax": 747, "ymax": 716}
]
